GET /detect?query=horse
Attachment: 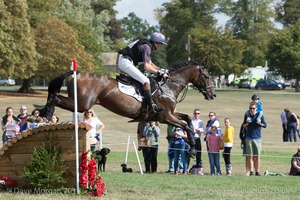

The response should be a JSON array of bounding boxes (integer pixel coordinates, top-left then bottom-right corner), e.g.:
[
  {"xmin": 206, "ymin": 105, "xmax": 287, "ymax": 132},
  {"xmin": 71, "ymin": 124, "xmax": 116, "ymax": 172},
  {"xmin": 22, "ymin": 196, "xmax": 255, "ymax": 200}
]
[{"xmin": 38, "ymin": 61, "xmax": 216, "ymax": 155}]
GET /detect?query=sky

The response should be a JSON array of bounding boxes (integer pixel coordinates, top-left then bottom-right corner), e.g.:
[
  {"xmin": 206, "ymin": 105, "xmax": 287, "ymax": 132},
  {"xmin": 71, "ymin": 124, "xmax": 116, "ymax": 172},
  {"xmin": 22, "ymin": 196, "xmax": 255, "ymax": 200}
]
[{"xmin": 114, "ymin": 0, "xmax": 229, "ymax": 27}]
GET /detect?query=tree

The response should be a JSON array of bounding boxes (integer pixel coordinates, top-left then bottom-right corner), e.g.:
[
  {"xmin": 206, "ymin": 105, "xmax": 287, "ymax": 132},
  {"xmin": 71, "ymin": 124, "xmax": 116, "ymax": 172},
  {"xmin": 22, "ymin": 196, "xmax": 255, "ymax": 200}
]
[
  {"xmin": 0, "ymin": 0, "xmax": 14, "ymax": 76},
  {"xmin": 267, "ymin": 22, "xmax": 300, "ymax": 92},
  {"xmin": 228, "ymin": 0, "xmax": 276, "ymax": 67},
  {"xmin": 27, "ymin": 0, "xmax": 61, "ymax": 28},
  {"xmin": 275, "ymin": 0, "xmax": 300, "ymax": 26},
  {"xmin": 34, "ymin": 18, "xmax": 94, "ymax": 79},
  {"xmin": 190, "ymin": 27, "xmax": 246, "ymax": 76},
  {"xmin": 120, "ymin": 12, "xmax": 157, "ymax": 41},
  {"xmin": 4, "ymin": 0, "xmax": 38, "ymax": 93},
  {"xmin": 159, "ymin": 0, "xmax": 221, "ymax": 64}
]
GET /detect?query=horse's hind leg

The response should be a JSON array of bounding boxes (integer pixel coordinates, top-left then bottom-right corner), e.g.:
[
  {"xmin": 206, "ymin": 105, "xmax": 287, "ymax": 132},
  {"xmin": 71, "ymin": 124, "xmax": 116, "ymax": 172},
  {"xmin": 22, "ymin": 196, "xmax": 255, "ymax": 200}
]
[{"xmin": 49, "ymin": 93, "xmax": 77, "ymax": 112}]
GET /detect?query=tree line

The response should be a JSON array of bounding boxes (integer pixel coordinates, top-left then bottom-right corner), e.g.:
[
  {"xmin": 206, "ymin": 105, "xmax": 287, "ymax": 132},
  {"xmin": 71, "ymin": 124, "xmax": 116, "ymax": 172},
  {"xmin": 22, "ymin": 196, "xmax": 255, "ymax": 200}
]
[{"xmin": 0, "ymin": 0, "xmax": 299, "ymax": 92}]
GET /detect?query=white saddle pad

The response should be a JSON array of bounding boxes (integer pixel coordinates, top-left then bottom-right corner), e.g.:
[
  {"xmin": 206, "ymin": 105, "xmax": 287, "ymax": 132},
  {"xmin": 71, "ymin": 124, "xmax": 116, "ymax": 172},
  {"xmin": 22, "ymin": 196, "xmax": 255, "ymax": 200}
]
[{"xmin": 118, "ymin": 82, "xmax": 143, "ymax": 102}]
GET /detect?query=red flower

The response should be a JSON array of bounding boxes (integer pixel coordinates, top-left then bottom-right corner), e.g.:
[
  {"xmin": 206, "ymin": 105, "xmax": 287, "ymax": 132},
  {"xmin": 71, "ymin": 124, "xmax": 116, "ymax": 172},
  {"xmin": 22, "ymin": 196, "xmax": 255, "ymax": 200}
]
[
  {"xmin": 1, "ymin": 176, "xmax": 8, "ymax": 181},
  {"xmin": 79, "ymin": 173, "xmax": 88, "ymax": 187},
  {"xmin": 79, "ymin": 151, "xmax": 106, "ymax": 196}
]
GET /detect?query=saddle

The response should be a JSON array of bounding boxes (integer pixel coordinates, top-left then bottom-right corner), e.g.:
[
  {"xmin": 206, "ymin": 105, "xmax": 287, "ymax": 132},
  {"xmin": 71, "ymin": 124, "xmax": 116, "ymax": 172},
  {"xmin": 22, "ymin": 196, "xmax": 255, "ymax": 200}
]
[{"xmin": 116, "ymin": 74, "xmax": 158, "ymax": 102}]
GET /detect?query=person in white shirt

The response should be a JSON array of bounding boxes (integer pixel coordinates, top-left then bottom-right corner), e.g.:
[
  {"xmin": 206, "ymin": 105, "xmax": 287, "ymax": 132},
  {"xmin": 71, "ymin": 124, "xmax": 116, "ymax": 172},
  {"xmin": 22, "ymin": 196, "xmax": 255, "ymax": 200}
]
[
  {"xmin": 83, "ymin": 109, "xmax": 105, "ymax": 152},
  {"xmin": 191, "ymin": 109, "xmax": 205, "ymax": 173}
]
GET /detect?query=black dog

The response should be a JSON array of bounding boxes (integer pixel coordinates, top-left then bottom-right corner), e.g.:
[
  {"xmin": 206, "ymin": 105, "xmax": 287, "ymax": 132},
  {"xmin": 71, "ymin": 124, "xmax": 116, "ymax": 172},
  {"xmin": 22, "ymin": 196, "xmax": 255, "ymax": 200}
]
[
  {"xmin": 121, "ymin": 164, "xmax": 133, "ymax": 173},
  {"xmin": 94, "ymin": 148, "xmax": 110, "ymax": 172}
]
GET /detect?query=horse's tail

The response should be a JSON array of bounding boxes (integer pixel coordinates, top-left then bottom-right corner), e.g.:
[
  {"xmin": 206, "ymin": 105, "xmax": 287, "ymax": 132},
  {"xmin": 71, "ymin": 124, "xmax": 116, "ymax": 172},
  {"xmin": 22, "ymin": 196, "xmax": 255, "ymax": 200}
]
[
  {"xmin": 47, "ymin": 70, "xmax": 75, "ymax": 99},
  {"xmin": 37, "ymin": 71, "xmax": 78, "ymax": 120}
]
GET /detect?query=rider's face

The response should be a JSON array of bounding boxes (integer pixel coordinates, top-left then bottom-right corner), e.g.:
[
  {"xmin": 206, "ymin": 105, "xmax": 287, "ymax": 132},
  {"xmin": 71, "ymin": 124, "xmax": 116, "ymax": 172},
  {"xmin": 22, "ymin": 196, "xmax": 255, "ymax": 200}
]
[{"xmin": 154, "ymin": 43, "xmax": 163, "ymax": 51}]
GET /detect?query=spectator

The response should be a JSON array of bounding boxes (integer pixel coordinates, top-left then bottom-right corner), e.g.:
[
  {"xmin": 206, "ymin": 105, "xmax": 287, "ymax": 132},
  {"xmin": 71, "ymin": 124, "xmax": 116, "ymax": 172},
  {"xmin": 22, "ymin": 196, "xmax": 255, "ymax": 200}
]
[
  {"xmin": 222, "ymin": 118, "xmax": 234, "ymax": 176},
  {"xmin": 205, "ymin": 111, "xmax": 221, "ymax": 164},
  {"xmin": 239, "ymin": 123, "xmax": 253, "ymax": 176},
  {"xmin": 289, "ymin": 146, "xmax": 300, "ymax": 176},
  {"xmin": 245, "ymin": 94, "xmax": 263, "ymax": 124},
  {"xmin": 165, "ymin": 124, "xmax": 175, "ymax": 173},
  {"xmin": 140, "ymin": 121, "xmax": 160, "ymax": 173},
  {"xmin": 50, "ymin": 114, "xmax": 59, "ymax": 124},
  {"xmin": 207, "ymin": 125, "xmax": 221, "ymax": 175},
  {"xmin": 243, "ymin": 102, "xmax": 267, "ymax": 176},
  {"xmin": 83, "ymin": 109, "xmax": 105, "ymax": 152},
  {"xmin": 171, "ymin": 127, "xmax": 188, "ymax": 175},
  {"xmin": 191, "ymin": 108, "xmax": 205, "ymax": 174},
  {"xmin": 280, "ymin": 109, "xmax": 288, "ymax": 142},
  {"xmin": 1, "ymin": 107, "xmax": 20, "ymax": 144},
  {"xmin": 17, "ymin": 105, "xmax": 29, "ymax": 132},
  {"xmin": 285, "ymin": 109, "xmax": 299, "ymax": 142}
]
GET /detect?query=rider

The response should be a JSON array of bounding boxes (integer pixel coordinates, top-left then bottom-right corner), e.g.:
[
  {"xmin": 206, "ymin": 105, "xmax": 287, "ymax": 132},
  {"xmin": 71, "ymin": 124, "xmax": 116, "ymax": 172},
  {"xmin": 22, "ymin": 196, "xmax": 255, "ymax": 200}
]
[{"xmin": 118, "ymin": 32, "xmax": 169, "ymax": 113}]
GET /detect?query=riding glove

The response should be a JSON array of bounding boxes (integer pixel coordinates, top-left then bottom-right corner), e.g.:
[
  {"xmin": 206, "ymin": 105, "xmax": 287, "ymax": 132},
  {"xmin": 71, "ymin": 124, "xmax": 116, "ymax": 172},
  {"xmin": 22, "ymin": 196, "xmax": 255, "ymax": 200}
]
[{"xmin": 157, "ymin": 68, "xmax": 169, "ymax": 79}]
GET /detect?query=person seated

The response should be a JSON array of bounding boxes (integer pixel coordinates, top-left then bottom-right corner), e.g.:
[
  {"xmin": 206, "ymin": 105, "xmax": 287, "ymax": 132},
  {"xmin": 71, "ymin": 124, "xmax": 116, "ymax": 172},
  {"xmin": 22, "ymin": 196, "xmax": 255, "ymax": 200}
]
[{"xmin": 289, "ymin": 146, "xmax": 300, "ymax": 176}]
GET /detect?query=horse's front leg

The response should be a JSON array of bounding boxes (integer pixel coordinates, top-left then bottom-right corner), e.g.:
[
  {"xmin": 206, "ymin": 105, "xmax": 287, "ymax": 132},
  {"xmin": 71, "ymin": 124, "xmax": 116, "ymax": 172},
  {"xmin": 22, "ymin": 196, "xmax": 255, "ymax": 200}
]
[{"xmin": 165, "ymin": 113, "xmax": 196, "ymax": 156}]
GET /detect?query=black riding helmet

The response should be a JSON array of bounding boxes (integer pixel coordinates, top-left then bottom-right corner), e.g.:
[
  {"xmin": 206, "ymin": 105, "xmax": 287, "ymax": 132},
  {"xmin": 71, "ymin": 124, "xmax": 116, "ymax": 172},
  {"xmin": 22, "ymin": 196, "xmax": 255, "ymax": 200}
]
[{"xmin": 251, "ymin": 94, "xmax": 260, "ymax": 100}]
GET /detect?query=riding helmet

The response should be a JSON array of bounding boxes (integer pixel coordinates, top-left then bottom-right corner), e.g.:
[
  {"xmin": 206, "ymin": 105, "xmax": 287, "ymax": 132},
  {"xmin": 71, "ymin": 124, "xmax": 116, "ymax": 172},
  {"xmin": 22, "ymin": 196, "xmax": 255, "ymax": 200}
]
[
  {"xmin": 251, "ymin": 94, "xmax": 260, "ymax": 100},
  {"xmin": 150, "ymin": 32, "xmax": 167, "ymax": 45}
]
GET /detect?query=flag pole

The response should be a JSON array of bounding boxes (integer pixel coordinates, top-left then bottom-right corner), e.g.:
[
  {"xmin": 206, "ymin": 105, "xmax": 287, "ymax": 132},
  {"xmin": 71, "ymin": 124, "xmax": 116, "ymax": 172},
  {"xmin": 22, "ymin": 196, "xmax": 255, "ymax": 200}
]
[{"xmin": 72, "ymin": 60, "xmax": 80, "ymax": 194}]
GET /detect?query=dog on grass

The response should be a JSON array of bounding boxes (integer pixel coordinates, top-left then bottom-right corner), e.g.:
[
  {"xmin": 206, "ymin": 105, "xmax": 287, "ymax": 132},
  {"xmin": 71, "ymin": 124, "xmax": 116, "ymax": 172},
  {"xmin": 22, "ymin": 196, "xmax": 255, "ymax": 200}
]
[
  {"xmin": 121, "ymin": 164, "xmax": 133, "ymax": 173},
  {"xmin": 94, "ymin": 148, "xmax": 110, "ymax": 172}
]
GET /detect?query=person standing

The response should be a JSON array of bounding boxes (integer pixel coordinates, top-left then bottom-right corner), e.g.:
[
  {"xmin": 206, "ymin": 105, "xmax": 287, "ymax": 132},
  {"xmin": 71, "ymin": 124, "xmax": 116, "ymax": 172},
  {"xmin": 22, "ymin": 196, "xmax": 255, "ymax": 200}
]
[
  {"xmin": 207, "ymin": 125, "xmax": 222, "ymax": 175},
  {"xmin": 83, "ymin": 109, "xmax": 105, "ymax": 152},
  {"xmin": 17, "ymin": 105, "xmax": 29, "ymax": 133},
  {"xmin": 118, "ymin": 32, "xmax": 169, "ymax": 113},
  {"xmin": 280, "ymin": 109, "xmax": 288, "ymax": 142},
  {"xmin": 289, "ymin": 146, "xmax": 300, "ymax": 176},
  {"xmin": 191, "ymin": 108, "xmax": 205, "ymax": 174},
  {"xmin": 1, "ymin": 107, "xmax": 20, "ymax": 144},
  {"xmin": 243, "ymin": 102, "xmax": 267, "ymax": 176},
  {"xmin": 141, "ymin": 121, "xmax": 160, "ymax": 173},
  {"xmin": 285, "ymin": 109, "xmax": 299, "ymax": 142},
  {"xmin": 171, "ymin": 127, "xmax": 188, "ymax": 175},
  {"xmin": 222, "ymin": 118, "xmax": 234, "ymax": 176},
  {"xmin": 245, "ymin": 94, "xmax": 263, "ymax": 124}
]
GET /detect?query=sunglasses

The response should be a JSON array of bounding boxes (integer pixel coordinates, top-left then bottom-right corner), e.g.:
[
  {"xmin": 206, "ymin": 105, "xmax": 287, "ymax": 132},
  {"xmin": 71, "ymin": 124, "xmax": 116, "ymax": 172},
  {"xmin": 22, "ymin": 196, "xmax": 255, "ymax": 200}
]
[
  {"xmin": 209, "ymin": 115, "xmax": 214, "ymax": 117},
  {"xmin": 249, "ymin": 108, "xmax": 256, "ymax": 110}
]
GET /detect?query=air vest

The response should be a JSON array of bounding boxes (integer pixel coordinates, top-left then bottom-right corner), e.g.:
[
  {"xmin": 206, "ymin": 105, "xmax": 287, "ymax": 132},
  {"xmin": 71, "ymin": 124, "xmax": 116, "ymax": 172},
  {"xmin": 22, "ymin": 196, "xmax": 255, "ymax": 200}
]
[{"xmin": 118, "ymin": 39, "xmax": 153, "ymax": 65}]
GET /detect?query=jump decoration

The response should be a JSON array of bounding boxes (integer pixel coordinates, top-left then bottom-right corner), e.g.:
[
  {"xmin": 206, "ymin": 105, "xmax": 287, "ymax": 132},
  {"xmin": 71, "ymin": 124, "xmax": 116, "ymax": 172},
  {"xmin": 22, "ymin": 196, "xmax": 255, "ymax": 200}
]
[
  {"xmin": 79, "ymin": 151, "xmax": 106, "ymax": 197},
  {"xmin": 0, "ymin": 176, "xmax": 17, "ymax": 192}
]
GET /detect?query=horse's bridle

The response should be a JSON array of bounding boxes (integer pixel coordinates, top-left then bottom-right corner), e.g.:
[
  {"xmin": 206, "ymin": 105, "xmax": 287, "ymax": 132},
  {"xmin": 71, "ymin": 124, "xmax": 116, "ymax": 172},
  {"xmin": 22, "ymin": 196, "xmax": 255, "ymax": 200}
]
[{"xmin": 192, "ymin": 66, "xmax": 214, "ymax": 93}]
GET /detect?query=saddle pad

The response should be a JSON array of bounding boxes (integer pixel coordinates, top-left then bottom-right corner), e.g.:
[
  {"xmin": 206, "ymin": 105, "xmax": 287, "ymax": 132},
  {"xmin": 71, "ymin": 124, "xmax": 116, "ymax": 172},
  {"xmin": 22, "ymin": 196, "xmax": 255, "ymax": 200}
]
[{"xmin": 118, "ymin": 82, "xmax": 143, "ymax": 102}]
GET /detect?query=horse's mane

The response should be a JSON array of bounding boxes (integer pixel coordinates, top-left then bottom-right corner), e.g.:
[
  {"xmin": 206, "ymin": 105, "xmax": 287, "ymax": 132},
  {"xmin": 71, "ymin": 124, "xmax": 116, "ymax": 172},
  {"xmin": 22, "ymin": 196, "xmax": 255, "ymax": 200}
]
[{"xmin": 169, "ymin": 60, "xmax": 199, "ymax": 72}]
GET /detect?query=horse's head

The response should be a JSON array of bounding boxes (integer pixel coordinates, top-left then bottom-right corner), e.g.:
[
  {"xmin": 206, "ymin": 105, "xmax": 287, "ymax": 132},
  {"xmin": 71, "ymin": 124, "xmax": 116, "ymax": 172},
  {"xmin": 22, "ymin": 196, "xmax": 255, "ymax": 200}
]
[{"xmin": 193, "ymin": 65, "xmax": 216, "ymax": 100}]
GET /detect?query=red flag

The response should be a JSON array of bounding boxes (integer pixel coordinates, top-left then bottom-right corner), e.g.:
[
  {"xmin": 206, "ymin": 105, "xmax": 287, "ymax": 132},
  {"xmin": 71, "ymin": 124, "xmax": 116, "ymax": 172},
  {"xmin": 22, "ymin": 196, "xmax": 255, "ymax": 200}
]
[{"xmin": 73, "ymin": 59, "xmax": 77, "ymax": 71}]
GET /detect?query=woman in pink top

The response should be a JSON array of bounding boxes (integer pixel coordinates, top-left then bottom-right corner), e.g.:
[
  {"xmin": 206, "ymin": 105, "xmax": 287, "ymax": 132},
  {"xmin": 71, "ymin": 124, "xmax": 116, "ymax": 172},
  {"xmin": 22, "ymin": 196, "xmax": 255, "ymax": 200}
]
[{"xmin": 207, "ymin": 125, "xmax": 221, "ymax": 175}]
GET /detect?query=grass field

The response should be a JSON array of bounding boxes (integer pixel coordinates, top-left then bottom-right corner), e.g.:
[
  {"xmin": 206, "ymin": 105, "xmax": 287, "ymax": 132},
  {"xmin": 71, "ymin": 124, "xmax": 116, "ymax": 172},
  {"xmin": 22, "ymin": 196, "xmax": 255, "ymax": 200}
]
[{"xmin": 0, "ymin": 86, "xmax": 299, "ymax": 199}]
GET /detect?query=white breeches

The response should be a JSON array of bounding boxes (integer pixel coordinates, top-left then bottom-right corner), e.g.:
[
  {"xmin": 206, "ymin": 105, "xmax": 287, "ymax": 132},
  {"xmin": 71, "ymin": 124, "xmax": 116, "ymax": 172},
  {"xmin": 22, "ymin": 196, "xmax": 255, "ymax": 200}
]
[{"xmin": 118, "ymin": 56, "xmax": 149, "ymax": 85}]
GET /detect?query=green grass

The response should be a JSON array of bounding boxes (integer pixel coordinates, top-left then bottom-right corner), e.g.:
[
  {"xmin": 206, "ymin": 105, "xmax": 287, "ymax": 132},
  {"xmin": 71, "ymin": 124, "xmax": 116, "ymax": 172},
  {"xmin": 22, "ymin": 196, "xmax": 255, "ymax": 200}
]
[{"xmin": 0, "ymin": 87, "xmax": 300, "ymax": 199}]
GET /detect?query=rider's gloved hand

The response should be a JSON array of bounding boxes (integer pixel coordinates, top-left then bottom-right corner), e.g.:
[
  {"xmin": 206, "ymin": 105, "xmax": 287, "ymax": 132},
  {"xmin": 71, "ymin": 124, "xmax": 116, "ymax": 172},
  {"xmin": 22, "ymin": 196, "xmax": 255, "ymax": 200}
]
[{"xmin": 157, "ymin": 68, "xmax": 169, "ymax": 79}]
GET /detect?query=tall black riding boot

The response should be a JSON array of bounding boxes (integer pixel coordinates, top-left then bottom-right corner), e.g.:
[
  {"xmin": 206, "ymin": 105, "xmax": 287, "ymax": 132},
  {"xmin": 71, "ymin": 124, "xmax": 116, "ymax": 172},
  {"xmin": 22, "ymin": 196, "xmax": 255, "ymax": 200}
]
[{"xmin": 144, "ymin": 89, "xmax": 163, "ymax": 113}]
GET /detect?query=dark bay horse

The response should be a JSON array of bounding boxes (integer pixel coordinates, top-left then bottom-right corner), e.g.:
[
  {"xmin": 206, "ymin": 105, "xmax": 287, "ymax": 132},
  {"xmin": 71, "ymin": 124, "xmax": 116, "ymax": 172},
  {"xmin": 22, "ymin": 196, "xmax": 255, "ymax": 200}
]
[{"xmin": 39, "ymin": 61, "xmax": 216, "ymax": 155}]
